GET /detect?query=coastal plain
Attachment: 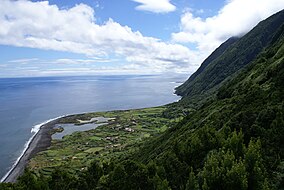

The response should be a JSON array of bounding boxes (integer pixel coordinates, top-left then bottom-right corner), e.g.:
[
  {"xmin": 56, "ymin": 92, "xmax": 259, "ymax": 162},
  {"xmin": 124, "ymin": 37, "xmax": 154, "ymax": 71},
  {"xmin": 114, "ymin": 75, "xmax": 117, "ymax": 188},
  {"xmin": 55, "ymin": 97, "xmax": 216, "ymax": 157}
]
[{"xmin": 28, "ymin": 106, "xmax": 184, "ymax": 177}]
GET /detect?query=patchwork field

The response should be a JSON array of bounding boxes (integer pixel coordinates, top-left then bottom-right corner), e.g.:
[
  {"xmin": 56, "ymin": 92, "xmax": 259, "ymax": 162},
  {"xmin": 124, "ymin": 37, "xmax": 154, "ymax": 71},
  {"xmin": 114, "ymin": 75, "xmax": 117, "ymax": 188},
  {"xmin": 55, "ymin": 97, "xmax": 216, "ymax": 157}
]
[{"xmin": 28, "ymin": 106, "xmax": 183, "ymax": 176}]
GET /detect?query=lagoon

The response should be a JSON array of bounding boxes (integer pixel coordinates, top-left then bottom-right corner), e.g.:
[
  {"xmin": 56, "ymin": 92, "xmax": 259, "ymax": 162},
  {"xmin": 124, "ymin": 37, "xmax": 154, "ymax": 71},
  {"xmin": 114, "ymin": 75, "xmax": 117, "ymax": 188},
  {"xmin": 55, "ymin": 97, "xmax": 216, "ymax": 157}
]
[{"xmin": 0, "ymin": 74, "xmax": 186, "ymax": 179}]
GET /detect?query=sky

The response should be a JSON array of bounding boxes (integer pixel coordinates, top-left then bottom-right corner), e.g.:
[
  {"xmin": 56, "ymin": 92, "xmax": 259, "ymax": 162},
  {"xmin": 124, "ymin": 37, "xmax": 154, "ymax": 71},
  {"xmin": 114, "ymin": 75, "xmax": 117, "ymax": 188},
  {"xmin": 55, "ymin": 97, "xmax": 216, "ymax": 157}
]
[{"xmin": 0, "ymin": 0, "xmax": 284, "ymax": 78}]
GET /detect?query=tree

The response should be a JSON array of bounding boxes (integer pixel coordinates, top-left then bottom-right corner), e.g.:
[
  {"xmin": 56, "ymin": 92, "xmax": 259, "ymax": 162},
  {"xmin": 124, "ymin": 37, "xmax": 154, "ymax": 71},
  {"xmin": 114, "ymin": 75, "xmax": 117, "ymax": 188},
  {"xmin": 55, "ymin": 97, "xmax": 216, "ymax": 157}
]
[
  {"xmin": 16, "ymin": 169, "xmax": 48, "ymax": 190},
  {"xmin": 185, "ymin": 167, "xmax": 199, "ymax": 190},
  {"xmin": 245, "ymin": 139, "xmax": 267, "ymax": 189},
  {"xmin": 85, "ymin": 161, "xmax": 103, "ymax": 189}
]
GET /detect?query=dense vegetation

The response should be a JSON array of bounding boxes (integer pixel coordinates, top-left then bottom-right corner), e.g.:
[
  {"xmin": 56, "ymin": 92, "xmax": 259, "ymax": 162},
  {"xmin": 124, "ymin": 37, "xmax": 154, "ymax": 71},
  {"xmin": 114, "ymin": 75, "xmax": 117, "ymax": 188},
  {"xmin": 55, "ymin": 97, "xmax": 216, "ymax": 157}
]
[
  {"xmin": 1, "ymin": 10, "xmax": 283, "ymax": 190},
  {"xmin": 176, "ymin": 10, "xmax": 284, "ymax": 107}
]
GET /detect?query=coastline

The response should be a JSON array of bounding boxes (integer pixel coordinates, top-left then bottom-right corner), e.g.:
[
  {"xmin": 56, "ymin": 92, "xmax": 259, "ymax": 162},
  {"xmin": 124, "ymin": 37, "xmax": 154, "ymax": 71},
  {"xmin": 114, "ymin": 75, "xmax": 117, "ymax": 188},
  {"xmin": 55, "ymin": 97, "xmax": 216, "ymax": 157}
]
[
  {"xmin": 0, "ymin": 106, "xmax": 176, "ymax": 183},
  {"xmin": 1, "ymin": 117, "xmax": 64, "ymax": 183}
]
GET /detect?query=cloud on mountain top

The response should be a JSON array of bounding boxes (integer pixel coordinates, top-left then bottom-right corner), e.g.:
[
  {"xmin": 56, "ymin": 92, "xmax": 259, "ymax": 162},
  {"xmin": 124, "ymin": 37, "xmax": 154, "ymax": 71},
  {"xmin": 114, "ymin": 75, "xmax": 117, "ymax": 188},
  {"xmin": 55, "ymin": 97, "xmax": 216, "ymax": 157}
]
[{"xmin": 172, "ymin": 0, "xmax": 284, "ymax": 54}]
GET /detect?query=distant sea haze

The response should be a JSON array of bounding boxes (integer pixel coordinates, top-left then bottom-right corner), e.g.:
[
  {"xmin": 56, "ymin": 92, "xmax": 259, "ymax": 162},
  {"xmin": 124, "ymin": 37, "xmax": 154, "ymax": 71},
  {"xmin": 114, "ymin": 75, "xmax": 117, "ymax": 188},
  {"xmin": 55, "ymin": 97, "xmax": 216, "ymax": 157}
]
[{"xmin": 0, "ymin": 75, "xmax": 186, "ymax": 179}]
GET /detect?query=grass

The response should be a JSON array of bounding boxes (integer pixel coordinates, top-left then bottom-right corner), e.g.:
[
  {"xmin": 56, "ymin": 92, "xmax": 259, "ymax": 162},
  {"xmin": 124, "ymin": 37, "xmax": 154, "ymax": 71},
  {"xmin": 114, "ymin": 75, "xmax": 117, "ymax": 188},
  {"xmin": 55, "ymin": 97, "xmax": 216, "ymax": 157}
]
[
  {"xmin": 84, "ymin": 147, "xmax": 104, "ymax": 153},
  {"xmin": 28, "ymin": 106, "xmax": 181, "ymax": 176}
]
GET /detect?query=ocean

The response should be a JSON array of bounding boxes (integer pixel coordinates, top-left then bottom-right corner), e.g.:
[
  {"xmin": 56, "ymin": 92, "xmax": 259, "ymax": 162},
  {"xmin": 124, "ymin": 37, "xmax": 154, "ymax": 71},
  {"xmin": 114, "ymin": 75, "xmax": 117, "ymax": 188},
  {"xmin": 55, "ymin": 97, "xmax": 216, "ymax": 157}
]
[{"xmin": 0, "ymin": 75, "xmax": 186, "ymax": 180}]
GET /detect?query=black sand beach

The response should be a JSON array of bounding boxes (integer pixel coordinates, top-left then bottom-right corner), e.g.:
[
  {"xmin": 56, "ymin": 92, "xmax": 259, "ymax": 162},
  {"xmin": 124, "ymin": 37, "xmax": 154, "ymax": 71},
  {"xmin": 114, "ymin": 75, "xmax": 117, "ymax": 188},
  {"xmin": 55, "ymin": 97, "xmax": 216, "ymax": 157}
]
[{"xmin": 2, "ymin": 119, "xmax": 59, "ymax": 183}]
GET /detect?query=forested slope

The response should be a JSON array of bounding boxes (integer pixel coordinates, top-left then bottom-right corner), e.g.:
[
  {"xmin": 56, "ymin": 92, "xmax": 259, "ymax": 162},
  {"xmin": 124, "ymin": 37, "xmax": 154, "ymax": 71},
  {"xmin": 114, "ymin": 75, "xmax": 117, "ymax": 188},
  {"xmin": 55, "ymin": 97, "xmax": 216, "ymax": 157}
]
[
  {"xmin": 176, "ymin": 10, "xmax": 284, "ymax": 107},
  {"xmin": 1, "ymin": 9, "xmax": 284, "ymax": 190}
]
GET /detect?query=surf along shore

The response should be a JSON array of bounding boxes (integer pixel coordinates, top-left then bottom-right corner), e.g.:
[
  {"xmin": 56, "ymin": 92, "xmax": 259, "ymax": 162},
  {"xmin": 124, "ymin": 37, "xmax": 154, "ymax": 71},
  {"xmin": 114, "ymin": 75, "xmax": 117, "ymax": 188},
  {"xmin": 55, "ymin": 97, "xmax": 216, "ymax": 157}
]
[
  {"xmin": 1, "ymin": 106, "xmax": 182, "ymax": 183},
  {"xmin": 1, "ymin": 117, "xmax": 66, "ymax": 183},
  {"xmin": 1, "ymin": 111, "xmax": 135, "ymax": 183}
]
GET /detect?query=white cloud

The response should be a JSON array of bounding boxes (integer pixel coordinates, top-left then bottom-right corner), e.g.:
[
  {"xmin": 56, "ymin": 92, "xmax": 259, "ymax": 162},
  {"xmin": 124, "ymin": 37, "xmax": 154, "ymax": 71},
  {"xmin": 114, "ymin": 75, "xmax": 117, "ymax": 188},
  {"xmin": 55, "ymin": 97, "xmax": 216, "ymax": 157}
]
[
  {"xmin": 8, "ymin": 58, "xmax": 39, "ymax": 63},
  {"xmin": 172, "ymin": 0, "xmax": 284, "ymax": 55},
  {"xmin": 8, "ymin": 57, "xmax": 118, "ymax": 65},
  {"xmin": 0, "ymin": 0, "xmax": 196, "ymax": 74},
  {"xmin": 4, "ymin": 57, "xmax": 194, "ymax": 77},
  {"xmin": 53, "ymin": 58, "xmax": 116, "ymax": 64},
  {"xmin": 2, "ymin": 0, "xmax": 282, "ymax": 77},
  {"xmin": 131, "ymin": 0, "xmax": 176, "ymax": 13}
]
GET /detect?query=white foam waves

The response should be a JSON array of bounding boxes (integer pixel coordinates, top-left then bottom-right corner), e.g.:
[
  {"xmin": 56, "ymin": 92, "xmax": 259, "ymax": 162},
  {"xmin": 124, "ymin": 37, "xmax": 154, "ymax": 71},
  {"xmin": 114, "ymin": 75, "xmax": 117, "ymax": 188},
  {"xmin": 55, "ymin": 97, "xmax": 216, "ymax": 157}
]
[{"xmin": 0, "ymin": 115, "xmax": 67, "ymax": 182}]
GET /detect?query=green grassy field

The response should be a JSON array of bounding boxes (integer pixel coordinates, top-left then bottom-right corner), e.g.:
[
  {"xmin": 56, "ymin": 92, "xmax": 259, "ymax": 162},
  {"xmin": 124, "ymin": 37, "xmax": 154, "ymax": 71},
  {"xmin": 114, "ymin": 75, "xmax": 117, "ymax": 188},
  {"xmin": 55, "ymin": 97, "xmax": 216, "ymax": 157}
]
[{"xmin": 28, "ymin": 106, "xmax": 182, "ymax": 176}]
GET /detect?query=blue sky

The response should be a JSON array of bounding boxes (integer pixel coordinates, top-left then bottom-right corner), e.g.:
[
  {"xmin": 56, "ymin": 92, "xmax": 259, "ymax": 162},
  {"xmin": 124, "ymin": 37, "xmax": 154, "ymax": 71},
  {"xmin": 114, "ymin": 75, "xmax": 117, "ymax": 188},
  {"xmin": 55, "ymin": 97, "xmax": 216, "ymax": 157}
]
[{"xmin": 0, "ymin": 0, "xmax": 283, "ymax": 78}]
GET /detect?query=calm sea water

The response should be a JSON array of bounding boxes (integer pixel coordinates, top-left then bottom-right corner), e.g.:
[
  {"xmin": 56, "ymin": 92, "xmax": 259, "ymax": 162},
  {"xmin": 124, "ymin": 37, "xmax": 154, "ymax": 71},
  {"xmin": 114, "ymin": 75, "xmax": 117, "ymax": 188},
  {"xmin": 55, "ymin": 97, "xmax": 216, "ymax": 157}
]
[{"xmin": 0, "ymin": 75, "xmax": 186, "ymax": 179}]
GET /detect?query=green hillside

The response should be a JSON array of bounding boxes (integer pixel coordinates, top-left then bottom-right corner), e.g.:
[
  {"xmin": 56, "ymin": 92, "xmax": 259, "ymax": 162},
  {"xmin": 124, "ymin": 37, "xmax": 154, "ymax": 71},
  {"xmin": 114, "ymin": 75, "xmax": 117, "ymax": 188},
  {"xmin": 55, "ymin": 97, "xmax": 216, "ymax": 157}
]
[
  {"xmin": 176, "ymin": 10, "xmax": 284, "ymax": 107},
  {"xmin": 1, "ymin": 9, "xmax": 284, "ymax": 190},
  {"xmin": 130, "ymin": 16, "xmax": 284, "ymax": 189},
  {"xmin": 176, "ymin": 36, "xmax": 238, "ymax": 97}
]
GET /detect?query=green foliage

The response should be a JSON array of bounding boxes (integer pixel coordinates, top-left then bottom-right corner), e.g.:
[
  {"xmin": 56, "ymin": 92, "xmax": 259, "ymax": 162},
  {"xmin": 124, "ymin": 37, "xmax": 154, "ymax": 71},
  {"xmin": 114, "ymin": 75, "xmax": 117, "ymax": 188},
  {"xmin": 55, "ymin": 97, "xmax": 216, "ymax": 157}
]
[
  {"xmin": 185, "ymin": 167, "xmax": 199, "ymax": 190},
  {"xmin": 0, "ymin": 183, "xmax": 14, "ymax": 190},
  {"xmin": 16, "ymin": 169, "xmax": 49, "ymax": 190},
  {"xmin": 84, "ymin": 161, "xmax": 103, "ymax": 188},
  {"xmin": 224, "ymin": 130, "xmax": 246, "ymax": 158},
  {"xmin": 199, "ymin": 149, "xmax": 248, "ymax": 190},
  {"xmin": 176, "ymin": 10, "xmax": 284, "ymax": 107},
  {"xmin": 48, "ymin": 169, "xmax": 78, "ymax": 190},
  {"xmin": 2, "ymin": 9, "xmax": 284, "ymax": 190}
]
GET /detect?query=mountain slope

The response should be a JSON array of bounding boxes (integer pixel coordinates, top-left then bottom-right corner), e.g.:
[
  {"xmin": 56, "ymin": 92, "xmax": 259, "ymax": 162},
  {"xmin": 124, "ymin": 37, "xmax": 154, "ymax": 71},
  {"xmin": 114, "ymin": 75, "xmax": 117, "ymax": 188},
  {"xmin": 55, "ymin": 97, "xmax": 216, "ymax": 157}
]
[
  {"xmin": 1, "ymin": 9, "xmax": 284, "ymax": 190},
  {"xmin": 130, "ymin": 13, "xmax": 284, "ymax": 189},
  {"xmin": 176, "ymin": 10, "xmax": 284, "ymax": 105},
  {"xmin": 180, "ymin": 37, "xmax": 239, "ymax": 89}
]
